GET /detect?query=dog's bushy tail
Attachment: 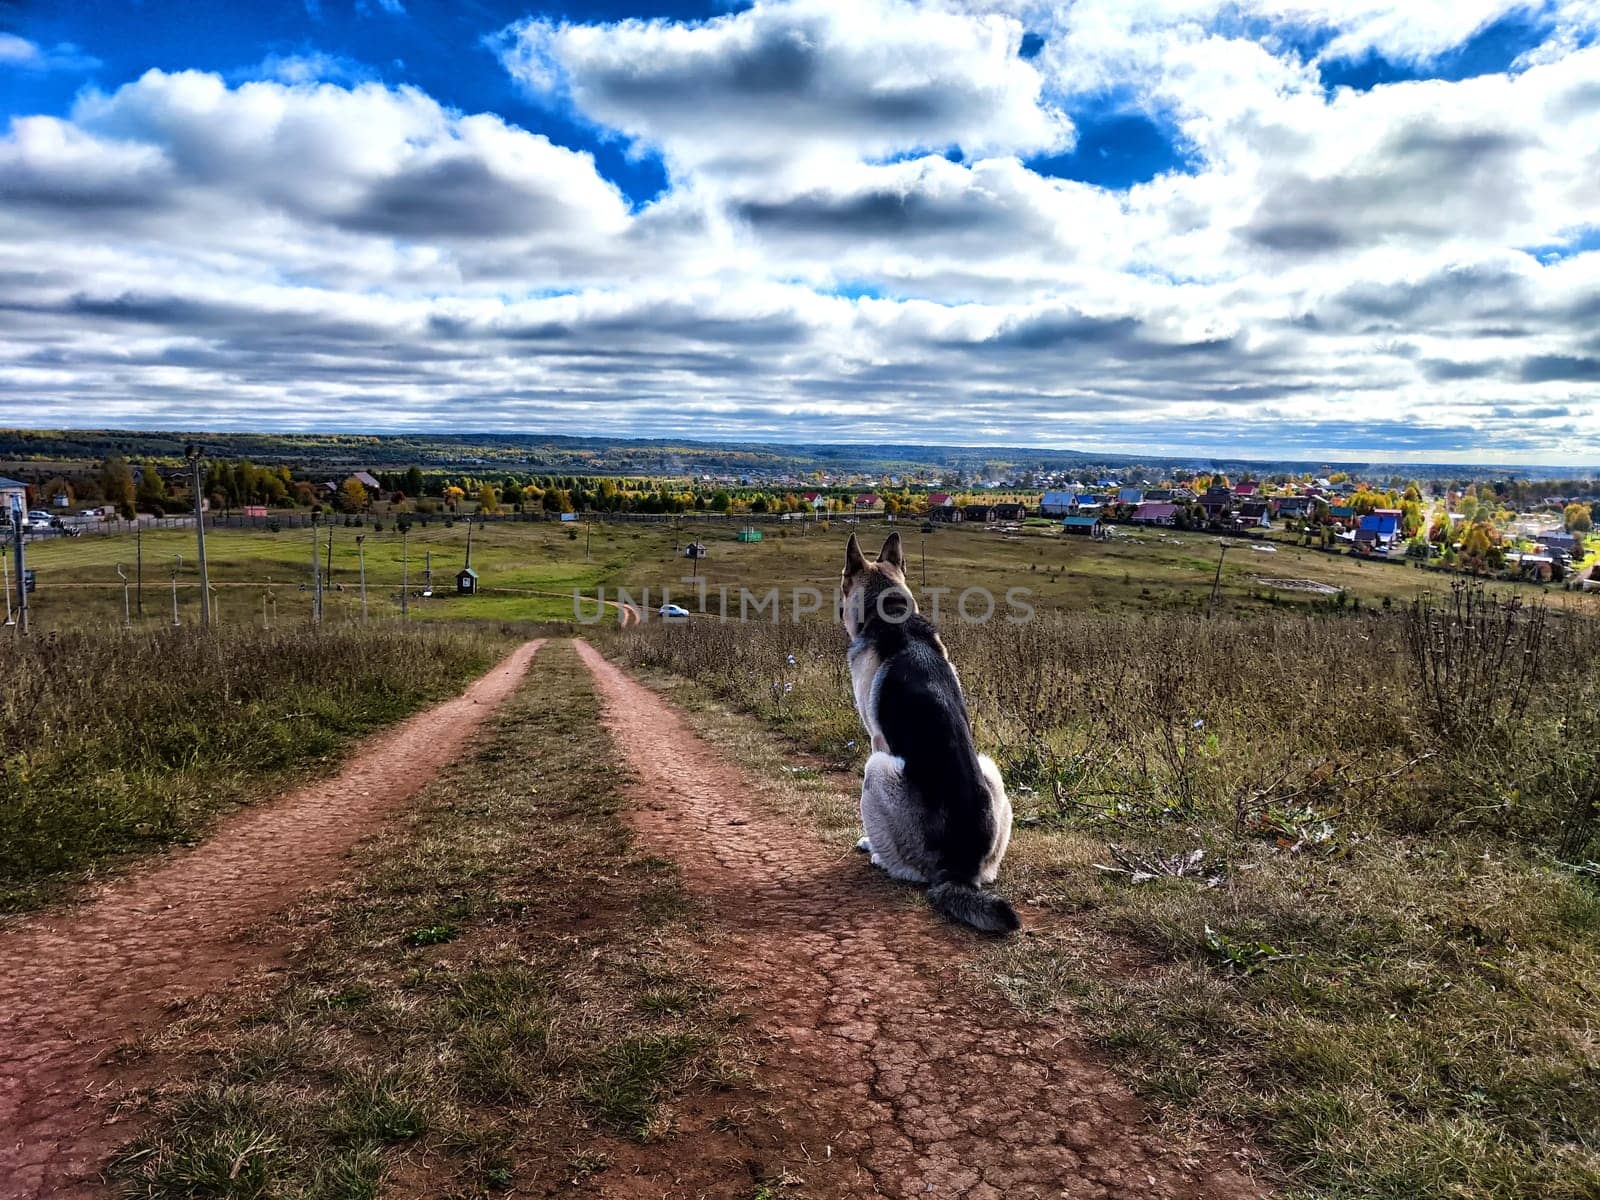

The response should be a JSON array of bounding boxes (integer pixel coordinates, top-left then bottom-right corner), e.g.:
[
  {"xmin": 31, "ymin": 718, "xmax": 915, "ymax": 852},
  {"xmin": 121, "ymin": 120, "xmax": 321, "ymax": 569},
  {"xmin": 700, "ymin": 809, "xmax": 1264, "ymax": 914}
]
[{"xmin": 927, "ymin": 880, "xmax": 1020, "ymax": 935}]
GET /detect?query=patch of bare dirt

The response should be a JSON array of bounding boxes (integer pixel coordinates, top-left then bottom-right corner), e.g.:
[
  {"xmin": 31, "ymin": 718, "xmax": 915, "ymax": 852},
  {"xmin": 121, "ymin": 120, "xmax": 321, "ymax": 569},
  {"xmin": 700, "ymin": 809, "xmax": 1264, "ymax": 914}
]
[
  {"xmin": 0, "ymin": 640, "xmax": 544, "ymax": 1200},
  {"xmin": 574, "ymin": 640, "xmax": 1266, "ymax": 1200}
]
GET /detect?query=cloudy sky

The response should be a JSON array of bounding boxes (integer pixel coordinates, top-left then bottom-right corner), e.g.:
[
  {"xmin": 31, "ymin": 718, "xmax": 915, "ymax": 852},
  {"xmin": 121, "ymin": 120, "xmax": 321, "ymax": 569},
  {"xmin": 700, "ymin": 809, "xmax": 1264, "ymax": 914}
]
[{"xmin": 2, "ymin": 0, "xmax": 1598, "ymax": 464}]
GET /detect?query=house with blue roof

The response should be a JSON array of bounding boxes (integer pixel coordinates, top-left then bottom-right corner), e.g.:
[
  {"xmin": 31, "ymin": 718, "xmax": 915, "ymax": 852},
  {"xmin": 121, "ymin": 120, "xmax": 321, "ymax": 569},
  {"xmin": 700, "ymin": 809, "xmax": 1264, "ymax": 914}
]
[
  {"xmin": 1355, "ymin": 509, "xmax": 1402, "ymax": 551},
  {"xmin": 1038, "ymin": 490, "xmax": 1077, "ymax": 517}
]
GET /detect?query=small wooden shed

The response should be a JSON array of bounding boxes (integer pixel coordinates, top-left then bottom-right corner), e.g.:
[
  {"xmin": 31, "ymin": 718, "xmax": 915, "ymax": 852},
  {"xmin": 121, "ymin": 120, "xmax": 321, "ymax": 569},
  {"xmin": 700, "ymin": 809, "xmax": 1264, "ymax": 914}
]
[{"xmin": 456, "ymin": 566, "xmax": 479, "ymax": 595}]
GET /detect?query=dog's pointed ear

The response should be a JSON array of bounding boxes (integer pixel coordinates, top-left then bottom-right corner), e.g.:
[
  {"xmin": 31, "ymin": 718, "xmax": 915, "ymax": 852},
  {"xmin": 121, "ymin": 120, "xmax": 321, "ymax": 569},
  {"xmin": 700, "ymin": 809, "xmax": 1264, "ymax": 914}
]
[
  {"xmin": 844, "ymin": 532, "xmax": 868, "ymax": 575},
  {"xmin": 878, "ymin": 532, "xmax": 905, "ymax": 569}
]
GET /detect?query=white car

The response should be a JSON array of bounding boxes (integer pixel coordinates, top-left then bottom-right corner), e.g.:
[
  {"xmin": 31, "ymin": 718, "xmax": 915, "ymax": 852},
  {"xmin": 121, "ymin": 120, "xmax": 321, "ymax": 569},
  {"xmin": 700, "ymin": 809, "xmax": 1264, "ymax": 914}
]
[
  {"xmin": 26, "ymin": 510, "xmax": 52, "ymax": 525},
  {"xmin": 657, "ymin": 603, "xmax": 691, "ymax": 619}
]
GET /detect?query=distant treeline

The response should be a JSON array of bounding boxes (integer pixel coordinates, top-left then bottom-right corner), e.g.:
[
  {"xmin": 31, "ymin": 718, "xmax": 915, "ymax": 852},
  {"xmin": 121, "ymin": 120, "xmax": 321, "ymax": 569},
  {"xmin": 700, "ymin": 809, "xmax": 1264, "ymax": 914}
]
[{"xmin": 7, "ymin": 427, "xmax": 1594, "ymax": 487}]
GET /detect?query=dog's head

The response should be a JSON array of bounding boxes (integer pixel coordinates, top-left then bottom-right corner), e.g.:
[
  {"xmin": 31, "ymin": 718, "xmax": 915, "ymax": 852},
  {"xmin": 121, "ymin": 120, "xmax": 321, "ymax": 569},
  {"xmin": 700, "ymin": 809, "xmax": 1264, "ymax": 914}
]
[{"xmin": 841, "ymin": 532, "xmax": 916, "ymax": 636}]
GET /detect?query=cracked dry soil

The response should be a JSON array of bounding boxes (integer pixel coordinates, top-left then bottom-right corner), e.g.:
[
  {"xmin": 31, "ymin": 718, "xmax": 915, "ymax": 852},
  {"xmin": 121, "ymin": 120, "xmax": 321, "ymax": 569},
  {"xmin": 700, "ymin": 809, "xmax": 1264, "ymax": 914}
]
[
  {"xmin": 575, "ymin": 640, "xmax": 1265, "ymax": 1200},
  {"xmin": 0, "ymin": 640, "xmax": 544, "ymax": 1200}
]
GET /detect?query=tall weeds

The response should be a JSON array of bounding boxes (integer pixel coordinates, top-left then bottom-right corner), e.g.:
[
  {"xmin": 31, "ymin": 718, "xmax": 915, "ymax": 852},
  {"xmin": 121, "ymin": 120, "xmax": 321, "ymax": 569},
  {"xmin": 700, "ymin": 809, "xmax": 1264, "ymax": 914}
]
[
  {"xmin": 0, "ymin": 624, "xmax": 501, "ymax": 908},
  {"xmin": 605, "ymin": 598, "xmax": 1599, "ymax": 854}
]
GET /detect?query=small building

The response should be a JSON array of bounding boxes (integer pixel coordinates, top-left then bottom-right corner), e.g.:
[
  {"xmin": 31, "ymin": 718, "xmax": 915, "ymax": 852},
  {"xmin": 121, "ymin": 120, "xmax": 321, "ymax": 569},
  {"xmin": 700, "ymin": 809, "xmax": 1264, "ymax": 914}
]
[
  {"xmin": 854, "ymin": 493, "xmax": 884, "ymax": 512},
  {"xmin": 1131, "ymin": 501, "xmax": 1179, "ymax": 526},
  {"xmin": 684, "ymin": 541, "xmax": 708, "ymax": 559},
  {"xmin": 1061, "ymin": 515, "xmax": 1103, "ymax": 537},
  {"xmin": 0, "ymin": 476, "xmax": 28, "ymax": 518},
  {"xmin": 992, "ymin": 502, "xmax": 1028, "ymax": 522},
  {"xmin": 926, "ymin": 492, "xmax": 954, "ymax": 509},
  {"xmin": 962, "ymin": 503, "xmax": 994, "ymax": 523},
  {"xmin": 1116, "ymin": 487, "xmax": 1144, "ymax": 506},
  {"xmin": 1038, "ymin": 490, "xmax": 1077, "ymax": 517},
  {"xmin": 1274, "ymin": 495, "xmax": 1315, "ymax": 518},
  {"xmin": 736, "ymin": 527, "xmax": 763, "ymax": 542},
  {"xmin": 1535, "ymin": 529, "xmax": 1579, "ymax": 557},
  {"xmin": 1233, "ymin": 482, "xmax": 1259, "ymax": 497},
  {"xmin": 353, "ymin": 471, "xmax": 381, "ymax": 490},
  {"xmin": 1356, "ymin": 511, "xmax": 1401, "ymax": 549},
  {"xmin": 929, "ymin": 504, "xmax": 963, "ymax": 523},
  {"xmin": 1238, "ymin": 502, "xmax": 1273, "ymax": 529},
  {"xmin": 456, "ymin": 566, "xmax": 479, "ymax": 595}
]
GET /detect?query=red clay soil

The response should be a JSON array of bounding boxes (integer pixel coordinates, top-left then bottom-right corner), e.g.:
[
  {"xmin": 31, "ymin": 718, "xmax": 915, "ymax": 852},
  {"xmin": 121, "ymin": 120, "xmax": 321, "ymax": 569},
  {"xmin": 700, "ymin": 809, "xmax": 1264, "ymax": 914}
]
[
  {"xmin": 0, "ymin": 639, "xmax": 544, "ymax": 1200},
  {"xmin": 573, "ymin": 641, "xmax": 1266, "ymax": 1200}
]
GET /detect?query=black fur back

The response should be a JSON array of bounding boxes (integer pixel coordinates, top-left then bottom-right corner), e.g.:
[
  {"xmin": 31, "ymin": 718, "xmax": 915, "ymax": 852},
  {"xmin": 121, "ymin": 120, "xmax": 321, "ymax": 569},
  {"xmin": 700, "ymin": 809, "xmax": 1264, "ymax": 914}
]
[{"xmin": 858, "ymin": 606, "xmax": 1008, "ymax": 924}]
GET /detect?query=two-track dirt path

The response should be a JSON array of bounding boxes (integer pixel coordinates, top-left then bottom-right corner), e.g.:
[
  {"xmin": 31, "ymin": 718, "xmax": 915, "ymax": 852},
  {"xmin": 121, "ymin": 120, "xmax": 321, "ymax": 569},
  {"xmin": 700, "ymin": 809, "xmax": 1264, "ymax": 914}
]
[
  {"xmin": 574, "ymin": 640, "xmax": 1264, "ymax": 1200},
  {"xmin": 0, "ymin": 639, "xmax": 543, "ymax": 1200}
]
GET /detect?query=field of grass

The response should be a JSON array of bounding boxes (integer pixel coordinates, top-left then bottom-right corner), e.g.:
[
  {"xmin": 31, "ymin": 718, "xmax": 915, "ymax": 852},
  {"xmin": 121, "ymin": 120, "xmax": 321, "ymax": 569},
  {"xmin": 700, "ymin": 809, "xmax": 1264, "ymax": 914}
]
[
  {"xmin": 0, "ymin": 623, "xmax": 507, "ymax": 911},
  {"xmin": 13, "ymin": 515, "xmax": 1596, "ymax": 635},
  {"xmin": 113, "ymin": 642, "xmax": 747, "ymax": 1200},
  {"xmin": 600, "ymin": 592, "xmax": 1600, "ymax": 1199}
]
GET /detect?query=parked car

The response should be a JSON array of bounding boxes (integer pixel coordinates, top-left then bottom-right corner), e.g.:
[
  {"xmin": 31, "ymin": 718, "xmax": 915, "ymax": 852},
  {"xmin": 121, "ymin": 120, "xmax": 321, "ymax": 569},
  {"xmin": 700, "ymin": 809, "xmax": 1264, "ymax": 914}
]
[
  {"xmin": 26, "ymin": 510, "xmax": 52, "ymax": 525},
  {"xmin": 657, "ymin": 603, "xmax": 691, "ymax": 619}
]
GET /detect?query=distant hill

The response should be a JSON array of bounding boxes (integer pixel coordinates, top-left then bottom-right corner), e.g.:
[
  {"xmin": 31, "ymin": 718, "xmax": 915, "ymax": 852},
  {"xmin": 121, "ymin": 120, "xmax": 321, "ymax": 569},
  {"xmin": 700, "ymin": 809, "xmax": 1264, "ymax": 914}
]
[{"xmin": 0, "ymin": 427, "xmax": 1592, "ymax": 482}]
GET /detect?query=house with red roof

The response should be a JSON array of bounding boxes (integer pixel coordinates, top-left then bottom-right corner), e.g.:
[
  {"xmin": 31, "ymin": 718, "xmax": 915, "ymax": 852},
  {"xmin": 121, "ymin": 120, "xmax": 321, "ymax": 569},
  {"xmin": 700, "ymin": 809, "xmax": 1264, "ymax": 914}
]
[
  {"xmin": 1131, "ymin": 501, "xmax": 1180, "ymax": 525},
  {"xmin": 854, "ymin": 493, "xmax": 884, "ymax": 512}
]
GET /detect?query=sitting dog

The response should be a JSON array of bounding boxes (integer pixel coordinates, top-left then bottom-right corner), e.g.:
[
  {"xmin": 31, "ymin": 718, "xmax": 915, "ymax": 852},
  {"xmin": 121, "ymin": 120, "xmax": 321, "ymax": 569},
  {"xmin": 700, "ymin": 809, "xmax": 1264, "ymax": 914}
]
[{"xmin": 840, "ymin": 532, "xmax": 1017, "ymax": 933}]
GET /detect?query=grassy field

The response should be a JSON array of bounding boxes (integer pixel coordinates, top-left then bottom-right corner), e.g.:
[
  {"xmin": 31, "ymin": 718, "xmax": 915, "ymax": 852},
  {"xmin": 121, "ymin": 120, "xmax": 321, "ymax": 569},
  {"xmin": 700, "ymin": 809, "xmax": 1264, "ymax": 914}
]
[
  {"xmin": 0, "ymin": 623, "xmax": 508, "ymax": 911},
  {"xmin": 600, "ymin": 593, "xmax": 1600, "ymax": 1200},
  {"xmin": 12, "ymin": 515, "xmax": 1596, "ymax": 634},
  {"xmin": 113, "ymin": 642, "xmax": 750, "ymax": 1200}
]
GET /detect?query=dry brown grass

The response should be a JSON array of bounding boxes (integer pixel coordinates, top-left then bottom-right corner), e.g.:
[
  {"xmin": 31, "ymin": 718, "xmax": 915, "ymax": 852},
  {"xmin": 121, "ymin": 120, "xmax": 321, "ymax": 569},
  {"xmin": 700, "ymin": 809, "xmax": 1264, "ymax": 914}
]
[
  {"xmin": 0, "ymin": 623, "xmax": 512, "ymax": 911},
  {"xmin": 113, "ymin": 641, "xmax": 753, "ymax": 1199},
  {"xmin": 596, "ymin": 593, "xmax": 1600, "ymax": 1199}
]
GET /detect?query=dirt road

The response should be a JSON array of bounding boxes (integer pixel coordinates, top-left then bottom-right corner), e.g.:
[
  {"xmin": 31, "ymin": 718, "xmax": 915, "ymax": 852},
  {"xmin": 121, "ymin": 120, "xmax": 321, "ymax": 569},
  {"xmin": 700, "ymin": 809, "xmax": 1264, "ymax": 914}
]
[
  {"xmin": 573, "ymin": 640, "xmax": 1263, "ymax": 1200},
  {"xmin": 0, "ymin": 640, "xmax": 544, "ymax": 1200}
]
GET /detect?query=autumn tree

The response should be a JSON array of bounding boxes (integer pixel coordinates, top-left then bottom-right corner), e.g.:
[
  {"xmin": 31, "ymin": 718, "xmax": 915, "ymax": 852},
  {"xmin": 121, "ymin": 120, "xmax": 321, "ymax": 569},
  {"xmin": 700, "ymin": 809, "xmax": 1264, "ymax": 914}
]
[
  {"xmin": 337, "ymin": 478, "xmax": 369, "ymax": 513},
  {"xmin": 477, "ymin": 484, "xmax": 499, "ymax": 513},
  {"xmin": 100, "ymin": 456, "xmax": 136, "ymax": 518},
  {"xmin": 136, "ymin": 463, "xmax": 167, "ymax": 513},
  {"xmin": 1565, "ymin": 502, "xmax": 1593, "ymax": 534}
]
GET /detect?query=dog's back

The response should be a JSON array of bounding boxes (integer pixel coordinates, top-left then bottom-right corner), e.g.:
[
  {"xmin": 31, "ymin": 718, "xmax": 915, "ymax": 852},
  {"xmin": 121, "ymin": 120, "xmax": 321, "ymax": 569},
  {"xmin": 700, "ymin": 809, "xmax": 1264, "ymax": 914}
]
[
  {"xmin": 868, "ymin": 615, "xmax": 994, "ymax": 884},
  {"xmin": 843, "ymin": 533, "xmax": 1018, "ymax": 934}
]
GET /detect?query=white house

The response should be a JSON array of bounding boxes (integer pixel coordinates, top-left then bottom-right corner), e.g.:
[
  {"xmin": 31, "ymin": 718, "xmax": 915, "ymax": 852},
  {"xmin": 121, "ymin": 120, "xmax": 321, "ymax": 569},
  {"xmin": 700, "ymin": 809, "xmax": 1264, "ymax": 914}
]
[{"xmin": 0, "ymin": 476, "xmax": 26, "ymax": 521}]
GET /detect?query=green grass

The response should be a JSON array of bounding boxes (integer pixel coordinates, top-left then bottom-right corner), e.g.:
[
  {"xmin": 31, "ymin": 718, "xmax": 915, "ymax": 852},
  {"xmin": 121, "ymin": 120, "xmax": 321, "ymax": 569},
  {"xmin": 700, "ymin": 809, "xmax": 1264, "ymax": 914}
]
[
  {"xmin": 0, "ymin": 623, "xmax": 505, "ymax": 910},
  {"xmin": 20, "ymin": 515, "xmax": 1594, "ymax": 635},
  {"xmin": 113, "ymin": 641, "xmax": 742, "ymax": 1199},
  {"xmin": 598, "ymin": 595, "xmax": 1600, "ymax": 1200}
]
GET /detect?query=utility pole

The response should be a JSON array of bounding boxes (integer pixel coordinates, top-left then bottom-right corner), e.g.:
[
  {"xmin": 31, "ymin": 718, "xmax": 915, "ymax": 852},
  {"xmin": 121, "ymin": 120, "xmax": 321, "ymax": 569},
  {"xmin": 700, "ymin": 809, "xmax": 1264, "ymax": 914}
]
[
  {"xmin": 170, "ymin": 555, "xmax": 183, "ymax": 626},
  {"xmin": 310, "ymin": 527, "xmax": 322, "ymax": 624},
  {"xmin": 921, "ymin": 535, "xmax": 927, "ymax": 588},
  {"xmin": 325, "ymin": 525, "xmax": 334, "ymax": 592},
  {"xmin": 423, "ymin": 549, "xmax": 432, "ymax": 596},
  {"xmin": 400, "ymin": 526, "xmax": 409, "ymax": 621},
  {"xmin": 9, "ymin": 497, "xmax": 26, "ymax": 635},
  {"xmin": 186, "ymin": 444, "xmax": 211, "ymax": 628},
  {"xmin": 586, "ymin": 521, "xmax": 591, "ymax": 562},
  {"xmin": 117, "ymin": 563, "xmax": 130, "ymax": 625},
  {"xmin": 136, "ymin": 523, "xmax": 143, "ymax": 616},
  {"xmin": 1208, "ymin": 542, "xmax": 1234, "ymax": 618},
  {"xmin": 356, "ymin": 535, "xmax": 367, "ymax": 622}
]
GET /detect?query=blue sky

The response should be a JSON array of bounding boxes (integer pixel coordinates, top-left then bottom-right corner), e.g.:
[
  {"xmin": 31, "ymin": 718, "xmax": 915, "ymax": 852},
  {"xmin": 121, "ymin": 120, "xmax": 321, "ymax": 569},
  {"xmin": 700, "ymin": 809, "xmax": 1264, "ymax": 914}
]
[{"xmin": 1, "ymin": 0, "xmax": 1598, "ymax": 463}]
